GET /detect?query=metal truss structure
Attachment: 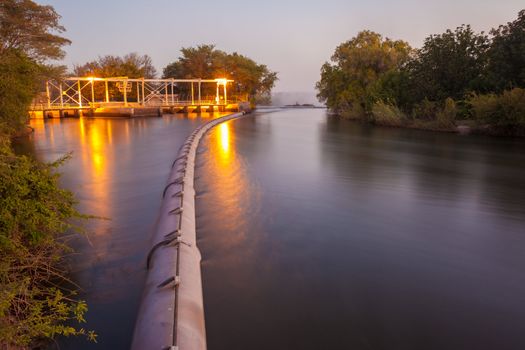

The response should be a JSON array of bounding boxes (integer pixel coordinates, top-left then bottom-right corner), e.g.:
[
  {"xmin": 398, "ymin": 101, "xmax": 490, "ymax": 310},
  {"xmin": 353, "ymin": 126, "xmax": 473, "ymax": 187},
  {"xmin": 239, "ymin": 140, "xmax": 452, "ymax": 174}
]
[{"xmin": 33, "ymin": 77, "xmax": 234, "ymax": 111}]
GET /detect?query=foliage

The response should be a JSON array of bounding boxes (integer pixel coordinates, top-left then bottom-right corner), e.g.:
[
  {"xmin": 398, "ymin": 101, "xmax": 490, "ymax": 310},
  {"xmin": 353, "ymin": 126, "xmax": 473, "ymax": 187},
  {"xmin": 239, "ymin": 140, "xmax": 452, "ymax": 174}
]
[
  {"xmin": 73, "ymin": 53, "xmax": 157, "ymax": 79},
  {"xmin": 0, "ymin": 50, "xmax": 39, "ymax": 134},
  {"xmin": 407, "ymin": 25, "xmax": 490, "ymax": 102},
  {"xmin": 435, "ymin": 98, "xmax": 458, "ymax": 128},
  {"xmin": 0, "ymin": 144, "xmax": 95, "ymax": 347},
  {"xmin": 486, "ymin": 10, "xmax": 525, "ymax": 92},
  {"xmin": 163, "ymin": 44, "xmax": 278, "ymax": 102},
  {"xmin": 0, "ymin": 0, "xmax": 71, "ymax": 61},
  {"xmin": 316, "ymin": 30, "xmax": 412, "ymax": 116},
  {"xmin": 317, "ymin": 9, "xmax": 525, "ymax": 135},
  {"xmin": 370, "ymin": 101, "xmax": 407, "ymax": 126},
  {"xmin": 72, "ymin": 53, "xmax": 156, "ymax": 102},
  {"xmin": 0, "ymin": 1, "xmax": 95, "ymax": 347},
  {"xmin": 468, "ymin": 88, "xmax": 525, "ymax": 128}
]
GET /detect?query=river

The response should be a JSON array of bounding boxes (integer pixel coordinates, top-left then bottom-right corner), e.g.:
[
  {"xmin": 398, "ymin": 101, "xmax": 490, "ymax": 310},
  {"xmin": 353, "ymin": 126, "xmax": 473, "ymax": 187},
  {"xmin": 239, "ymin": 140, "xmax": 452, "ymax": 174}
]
[
  {"xmin": 18, "ymin": 109, "xmax": 525, "ymax": 349},
  {"xmin": 195, "ymin": 109, "xmax": 525, "ymax": 350},
  {"xmin": 17, "ymin": 113, "xmax": 226, "ymax": 349}
]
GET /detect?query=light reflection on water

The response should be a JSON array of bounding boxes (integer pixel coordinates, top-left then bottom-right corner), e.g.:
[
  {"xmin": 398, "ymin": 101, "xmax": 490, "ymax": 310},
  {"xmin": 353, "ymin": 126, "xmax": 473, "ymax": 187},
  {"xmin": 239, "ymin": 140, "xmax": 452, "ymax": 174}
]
[
  {"xmin": 196, "ymin": 120, "xmax": 263, "ymax": 269},
  {"xmin": 16, "ymin": 113, "xmax": 227, "ymax": 349},
  {"xmin": 195, "ymin": 109, "xmax": 525, "ymax": 350}
]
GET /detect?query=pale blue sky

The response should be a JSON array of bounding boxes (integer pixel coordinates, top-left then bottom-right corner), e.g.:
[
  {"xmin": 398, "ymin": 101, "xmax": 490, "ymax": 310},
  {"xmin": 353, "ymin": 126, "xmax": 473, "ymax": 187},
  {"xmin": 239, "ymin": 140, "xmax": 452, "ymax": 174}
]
[{"xmin": 43, "ymin": 0, "xmax": 524, "ymax": 93}]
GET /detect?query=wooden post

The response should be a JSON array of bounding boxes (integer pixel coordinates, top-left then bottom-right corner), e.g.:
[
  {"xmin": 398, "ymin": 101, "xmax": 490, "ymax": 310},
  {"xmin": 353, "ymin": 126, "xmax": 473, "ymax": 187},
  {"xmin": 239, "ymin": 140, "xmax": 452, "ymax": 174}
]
[
  {"xmin": 105, "ymin": 80, "xmax": 109, "ymax": 103},
  {"xmin": 216, "ymin": 83, "xmax": 219, "ymax": 104}
]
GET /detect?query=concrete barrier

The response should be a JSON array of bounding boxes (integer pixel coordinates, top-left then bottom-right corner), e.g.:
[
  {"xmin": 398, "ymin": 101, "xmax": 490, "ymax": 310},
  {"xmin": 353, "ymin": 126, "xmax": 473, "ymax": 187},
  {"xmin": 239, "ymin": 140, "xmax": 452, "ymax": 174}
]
[{"xmin": 131, "ymin": 112, "xmax": 246, "ymax": 350}]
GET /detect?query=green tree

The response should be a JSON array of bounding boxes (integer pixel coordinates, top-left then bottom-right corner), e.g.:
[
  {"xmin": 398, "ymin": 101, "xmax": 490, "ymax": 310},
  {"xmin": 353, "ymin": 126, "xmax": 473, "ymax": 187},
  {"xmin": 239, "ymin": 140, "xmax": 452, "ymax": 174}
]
[
  {"xmin": 73, "ymin": 53, "xmax": 157, "ymax": 102},
  {"xmin": 407, "ymin": 25, "xmax": 489, "ymax": 102},
  {"xmin": 73, "ymin": 53, "xmax": 157, "ymax": 78},
  {"xmin": 486, "ymin": 10, "xmax": 525, "ymax": 92},
  {"xmin": 316, "ymin": 30, "xmax": 412, "ymax": 118},
  {"xmin": 0, "ymin": 50, "xmax": 39, "ymax": 133},
  {"xmin": 0, "ymin": 0, "xmax": 71, "ymax": 61},
  {"xmin": 0, "ymin": 0, "xmax": 71, "ymax": 132},
  {"xmin": 163, "ymin": 44, "xmax": 278, "ymax": 102}
]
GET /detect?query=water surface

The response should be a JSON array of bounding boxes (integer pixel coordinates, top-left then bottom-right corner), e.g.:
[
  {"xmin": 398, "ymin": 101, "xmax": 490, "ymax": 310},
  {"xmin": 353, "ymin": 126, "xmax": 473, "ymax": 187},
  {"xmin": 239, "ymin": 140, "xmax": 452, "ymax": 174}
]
[
  {"xmin": 17, "ymin": 113, "xmax": 225, "ymax": 349},
  {"xmin": 195, "ymin": 109, "xmax": 525, "ymax": 350}
]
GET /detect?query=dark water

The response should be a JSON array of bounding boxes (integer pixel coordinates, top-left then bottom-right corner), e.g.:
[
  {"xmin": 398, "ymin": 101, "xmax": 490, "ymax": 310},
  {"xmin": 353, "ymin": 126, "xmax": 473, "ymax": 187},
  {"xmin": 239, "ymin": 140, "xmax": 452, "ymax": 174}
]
[
  {"xmin": 195, "ymin": 109, "xmax": 525, "ymax": 350},
  {"xmin": 16, "ymin": 114, "xmax": 227, "ymax": 349}
]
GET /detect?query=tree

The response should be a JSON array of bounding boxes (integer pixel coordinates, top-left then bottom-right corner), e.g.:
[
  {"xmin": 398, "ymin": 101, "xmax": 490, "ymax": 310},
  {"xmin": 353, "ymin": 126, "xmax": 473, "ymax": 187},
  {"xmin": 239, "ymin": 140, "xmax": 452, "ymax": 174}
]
[
  {"xmin": 163, "ymin": 45, "xmax": 278, "ymax": 102},
  {"xmin": 0, "ymin": 0, "xmax": 71, "ymax": 61},
  {"xmin": 73, "ymin": 53, "xmax": 157, "ymax": 102},
  {"xmin": 486, "ymin": 10, "xmax": 525, "ymax": 92},
  {"xmin": 407, "ymin": 25, "xmax": 489, "ymax": 102},
  {"xmin": 0, "ymin": 0, "xmax": 70, "ymax": 132},
  {"xmin": 0, "ymin": 50, "xmax": 39, "ymax": 133},
  {"xmin": 73, "ymin": 53, "xmax": 157, "ymax": 78},
  {"xmin": 316, "ymin": 31, "xmax": 412, "ymax": 117}
]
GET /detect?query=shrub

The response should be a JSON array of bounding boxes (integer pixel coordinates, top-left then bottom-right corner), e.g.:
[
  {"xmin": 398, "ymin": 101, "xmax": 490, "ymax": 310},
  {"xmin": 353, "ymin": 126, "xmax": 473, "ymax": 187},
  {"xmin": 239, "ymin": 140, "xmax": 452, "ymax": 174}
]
[
  {"xmin": 0, "ymin": 142, "xmax": 96, "ymax": 348},
  {"xmin": 371, "ymin": 101, "xmax": 407, "ymax": 126},
  {"xmin": 469, "ymin": 88, "xmax": 525, "ymax": 127},
  {"xmin": 435, "ymin": 97, "xmax": 457, "ymax": 128}
]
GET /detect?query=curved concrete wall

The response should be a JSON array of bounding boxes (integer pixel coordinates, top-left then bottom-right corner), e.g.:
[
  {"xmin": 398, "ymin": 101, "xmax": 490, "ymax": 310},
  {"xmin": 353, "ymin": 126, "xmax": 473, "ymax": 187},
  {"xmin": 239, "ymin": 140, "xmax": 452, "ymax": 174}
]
[{"xmin": 131, "ymin": 112, "xmax": 246, "ymax": 350}]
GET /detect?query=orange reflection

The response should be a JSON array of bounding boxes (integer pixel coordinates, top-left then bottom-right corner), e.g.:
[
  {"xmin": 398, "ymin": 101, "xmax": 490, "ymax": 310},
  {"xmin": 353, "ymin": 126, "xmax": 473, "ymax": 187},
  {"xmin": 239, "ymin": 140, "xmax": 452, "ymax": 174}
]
[
  {"xmin": 219, "ymin": 122, "xmax": 230, "ymax": 155},
  {"xmin": 77, "ymin": 118, "xmax": 112, "ymax": 236},
  {"xmin": 206, "ymin": 120, "xmax": 261, "ymax": 257}
]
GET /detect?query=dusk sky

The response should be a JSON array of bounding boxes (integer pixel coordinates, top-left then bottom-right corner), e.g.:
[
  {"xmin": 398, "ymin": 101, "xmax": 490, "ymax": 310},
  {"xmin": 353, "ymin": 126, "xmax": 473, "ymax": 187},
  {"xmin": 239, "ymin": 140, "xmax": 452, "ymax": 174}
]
[{"xmin": 44, "ymin": 0, "xmax": 523, "ymax": 94}]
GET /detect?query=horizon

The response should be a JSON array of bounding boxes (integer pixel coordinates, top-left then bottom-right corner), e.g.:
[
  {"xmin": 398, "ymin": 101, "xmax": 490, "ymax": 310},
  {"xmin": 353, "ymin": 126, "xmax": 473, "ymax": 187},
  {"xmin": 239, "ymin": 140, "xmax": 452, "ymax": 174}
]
[{"xmin": 44, "ymin": 0, "xmax": 523, "ymax": 96}]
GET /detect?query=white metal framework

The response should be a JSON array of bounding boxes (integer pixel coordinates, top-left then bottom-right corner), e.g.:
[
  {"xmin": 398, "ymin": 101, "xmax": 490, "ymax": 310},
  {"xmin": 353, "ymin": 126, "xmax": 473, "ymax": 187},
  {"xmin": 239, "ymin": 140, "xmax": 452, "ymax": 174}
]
[{"xmin": 34, "ymin": 77, "xmax": 234, "ymax": 110}]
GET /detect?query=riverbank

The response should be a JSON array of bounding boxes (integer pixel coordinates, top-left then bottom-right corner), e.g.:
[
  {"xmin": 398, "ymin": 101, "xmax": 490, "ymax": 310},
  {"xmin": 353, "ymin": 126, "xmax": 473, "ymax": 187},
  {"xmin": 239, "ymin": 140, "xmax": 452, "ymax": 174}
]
[{"xmin": 332, "ymin": 110, "xmax": 525, "ymax": 137}]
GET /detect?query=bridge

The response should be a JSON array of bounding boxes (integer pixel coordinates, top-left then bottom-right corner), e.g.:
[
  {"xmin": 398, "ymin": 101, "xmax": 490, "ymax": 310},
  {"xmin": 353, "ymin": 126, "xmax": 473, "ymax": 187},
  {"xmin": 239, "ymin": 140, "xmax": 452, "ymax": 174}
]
[{"xmin": 30, "ymin": 76, "xmax": 245, "ymax": 118}]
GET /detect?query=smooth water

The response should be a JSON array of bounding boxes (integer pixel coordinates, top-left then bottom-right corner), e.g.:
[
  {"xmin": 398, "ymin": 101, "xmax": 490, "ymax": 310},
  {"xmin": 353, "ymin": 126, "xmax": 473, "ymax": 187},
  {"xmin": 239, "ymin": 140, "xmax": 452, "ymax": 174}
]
[
  {"xmin": 195, "ymin": 109, "xmax": 525, "ymax": 350},
  {"xmin": 18, "ymin": 109, "xmax": 525, "ymax": 349},
  {"xmin": 17, "ymin": 114, "xmax": 226, "ymax": 349}
]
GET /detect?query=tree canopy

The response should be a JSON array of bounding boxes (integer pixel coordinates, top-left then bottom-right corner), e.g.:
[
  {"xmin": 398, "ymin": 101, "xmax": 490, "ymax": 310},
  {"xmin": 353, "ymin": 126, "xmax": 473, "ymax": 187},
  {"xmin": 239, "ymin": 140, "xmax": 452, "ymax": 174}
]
[
  {"xmin": 486, "ymin": 9, "xmax": 525, "ymax": 92},
  {"xmin": 163, "ymin": 45, "xmax": 277, "ymax": 101},
  {"xmin": 73, "ymin": 53, "xmax": 157, "ymax": 78},
  {"xmin": 0, "ymin": 0, "xmax": 71, "ymax": 61},
  {"xmin": 407, "ymin": 25, "xmax": 490, "ymax": 102},
  {"xmin": 316, "ymin": 9, "xmax": 525, "ymax": 134},
  {"xmin": 316, "ymin": 31, "xmax": 412, "ymax": 116}
]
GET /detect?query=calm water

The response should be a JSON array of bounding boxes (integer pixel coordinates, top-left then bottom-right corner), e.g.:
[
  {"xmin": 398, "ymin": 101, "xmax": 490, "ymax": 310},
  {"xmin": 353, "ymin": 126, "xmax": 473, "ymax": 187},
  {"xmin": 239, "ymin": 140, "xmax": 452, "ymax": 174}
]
[
  {"xmin": 16, "ymin": 113, "xmax": 227, "ymax": 349},
  {"xmin": 195, "ymin": 109, "xmax": 525, "ymax": 350}
]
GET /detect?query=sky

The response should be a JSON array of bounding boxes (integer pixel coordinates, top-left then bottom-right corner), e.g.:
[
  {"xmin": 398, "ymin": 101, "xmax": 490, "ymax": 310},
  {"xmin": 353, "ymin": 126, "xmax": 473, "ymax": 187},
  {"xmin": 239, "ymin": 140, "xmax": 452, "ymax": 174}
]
[{"xmin": 43, "ymin": 0, "xmax": 524, "ymax": 95}]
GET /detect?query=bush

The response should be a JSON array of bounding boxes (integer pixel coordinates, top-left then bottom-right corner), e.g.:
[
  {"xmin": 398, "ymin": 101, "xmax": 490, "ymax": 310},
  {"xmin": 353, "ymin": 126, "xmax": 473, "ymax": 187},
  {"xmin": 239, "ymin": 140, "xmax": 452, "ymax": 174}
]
[
  {"xmin": 0, "ymin": 141, "xmax": 96, "ymax": 348},
  {"xmin": 469, "ymin": 88, "xmax": 525, "ymax": 127},
  {"xmin": 412, "ymin": 99, "xmax": 439, "ymax": 121},
  {"xmin": 371, "ymin": 101, "xmax": 407, "ymax": 126},
  {"xmin": 435, "ymin": 98, "xmax": 457, "ymax": 128}
]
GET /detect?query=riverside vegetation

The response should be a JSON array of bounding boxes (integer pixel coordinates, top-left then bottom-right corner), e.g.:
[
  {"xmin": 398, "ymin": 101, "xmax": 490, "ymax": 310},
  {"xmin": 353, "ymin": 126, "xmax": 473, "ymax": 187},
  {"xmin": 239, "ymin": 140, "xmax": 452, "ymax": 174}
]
[
  {"xmin": 0, "ymin": 1, "xmax": 95, "ymax": 348},
  {"xmin": 316, "ymin": 10, "xmax": 525, "ymax": 136}
]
